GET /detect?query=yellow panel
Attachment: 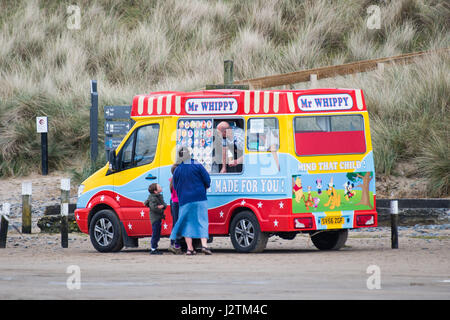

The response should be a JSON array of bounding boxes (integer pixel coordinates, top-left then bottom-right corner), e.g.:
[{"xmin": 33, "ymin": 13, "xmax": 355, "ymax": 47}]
[{"xmin": 322, "ymin": 211, "xmax": 344, "ymax": 229}]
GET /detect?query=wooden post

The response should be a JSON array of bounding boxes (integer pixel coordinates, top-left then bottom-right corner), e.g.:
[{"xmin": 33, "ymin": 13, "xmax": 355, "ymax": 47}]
[
  {"xmin": 310, "ymin": 74, "xmax": 317, "ymax": 88},
  {"xmin": 390, "ymin": 200, "xmax": 399, "ymax": 249},
  {"xmin": 0, "ymin": 203, "xmax": 10, "ymax": 248},
  {"xmin": 205, "ymin": 59, "xmax": 249, "ymax": 90},
  {"xmin": 61, "ymin": 178, "xmax": 70, "ymax": 248},
  {"xmin": 22, "ymin": 182, "xmax": 32, "ymax": 234},
  {"xmin": 224, "ymin": 60, "xmax": 234, "ymax": 86},
  {"xmin": 377, "ymin": 62, "xmax": 384, "ymax": 73},
  {"xmin": 90, "ymin": 80, "xmax": 99, "ymax": 167}
]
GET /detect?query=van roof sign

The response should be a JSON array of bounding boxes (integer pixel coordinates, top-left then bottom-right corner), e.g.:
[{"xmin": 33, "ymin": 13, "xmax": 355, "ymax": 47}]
[
  {"xmin": 298, "ymin": 93, "xmax": 353, "ymax": 111},
  {"xmin": 130, "ymin": 89, "xmax": 365, "ymax": 118},
  {"xmin": 185, "ymin": 97, "xmax": 238, "ymax": 115}
]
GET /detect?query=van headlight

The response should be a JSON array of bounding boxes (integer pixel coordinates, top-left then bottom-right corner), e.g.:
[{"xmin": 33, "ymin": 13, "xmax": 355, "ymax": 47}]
[{"xmin": 77, "ymin": 184, "xmax": 85, "ymax": 198}]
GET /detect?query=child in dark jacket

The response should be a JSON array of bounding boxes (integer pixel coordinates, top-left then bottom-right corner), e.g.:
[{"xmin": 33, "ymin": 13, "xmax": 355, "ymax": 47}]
[{"xmin": 144, "ymin": 183, "xmax": 167, "ymax": 255}]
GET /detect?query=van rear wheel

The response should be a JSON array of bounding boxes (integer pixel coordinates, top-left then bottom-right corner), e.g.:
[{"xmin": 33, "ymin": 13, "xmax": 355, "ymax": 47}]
[
  {"xmin": 230, "ymin": 211, "xmax": 268, "ymax": 253},
  {"xmin": 89, "ymin": 209, "xmax": 124, "ymax": 253},
  {"xmin": 310, "ymin": 229, "xmax": 348, "ymax": 250}
]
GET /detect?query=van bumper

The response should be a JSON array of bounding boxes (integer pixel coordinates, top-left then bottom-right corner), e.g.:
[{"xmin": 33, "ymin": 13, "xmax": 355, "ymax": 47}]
[
  {"xmin": 74, "ymin": 208, "xmax": 89, "ymax": 234},
  {"xmin": 263, "ymin": 210, "xmax": 377, "ymax": 232}
]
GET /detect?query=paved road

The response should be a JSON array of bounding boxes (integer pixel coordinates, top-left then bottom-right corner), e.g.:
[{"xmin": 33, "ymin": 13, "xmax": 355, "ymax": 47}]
[{"xmin": 0, "ymin": 228, "xmax": 449, "ymax": 300}]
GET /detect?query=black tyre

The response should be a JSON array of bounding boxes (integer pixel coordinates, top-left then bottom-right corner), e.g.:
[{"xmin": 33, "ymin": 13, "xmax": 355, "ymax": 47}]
[
  {"xmin": 89, "ymin": 209, "xmax": 124, "ymax": 253},
  {"xmin": 310, "ymin": 229, "xmax": 348, "ymax": 250},
  {"xmin": 277, "ymin": 232, "xmax": 297, "ymax": 240},
  {"xmin": 230, "ymin": 211, "xmax": 268, "ymax": 253}
]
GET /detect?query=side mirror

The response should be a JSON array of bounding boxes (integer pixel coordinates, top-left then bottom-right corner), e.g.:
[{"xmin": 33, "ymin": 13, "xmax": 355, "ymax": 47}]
[{"xmin": 108, "ymin": 149, "xmax": 118, "ymax": 172}]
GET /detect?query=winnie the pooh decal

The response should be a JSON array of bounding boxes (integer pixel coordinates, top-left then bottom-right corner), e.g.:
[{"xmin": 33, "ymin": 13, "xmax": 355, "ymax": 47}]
[{"xmin": 292, "ymin": 176, "xmax": 304, "ymax": 204}]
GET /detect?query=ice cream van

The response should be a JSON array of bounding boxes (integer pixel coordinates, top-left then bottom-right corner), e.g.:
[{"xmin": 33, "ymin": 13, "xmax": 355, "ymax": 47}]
[{"xmin": 75, "ymin": 88, "xmax": 377, "ymax": 253}]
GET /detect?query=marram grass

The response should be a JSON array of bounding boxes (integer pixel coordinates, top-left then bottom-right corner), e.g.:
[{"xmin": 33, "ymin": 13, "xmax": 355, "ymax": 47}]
[{"xmin": 0, "ymin": 0, "xmax": 449, "ymax": 195}]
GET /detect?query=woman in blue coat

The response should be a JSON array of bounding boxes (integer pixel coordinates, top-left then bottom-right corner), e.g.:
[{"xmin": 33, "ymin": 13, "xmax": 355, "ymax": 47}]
[{"xmin": 170, "ymin": 147, "xmax": 212, "ymax": 255}]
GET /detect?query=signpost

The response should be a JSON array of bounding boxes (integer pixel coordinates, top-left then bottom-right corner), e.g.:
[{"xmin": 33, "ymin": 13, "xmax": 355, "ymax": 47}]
[
  {"xmin": 104, "ymin": 105, "xmax": 133, "ymax": 160},
  {"xmin": 36, "ymin": 116, "xmax": 48, "ymax": 175},
  {"xmin": 104, "ymin": 105, "xmax": 131, "ymax": 120},
  {"xmin": 90, "ymin": 80, "xmax": 99, "ymax": 166},
  {"xmin": 105, "ymin": 121, "xmax": 132, "ymax": 135},
  {"xmin": 105, "ymin": 137, "xmax": 123, "ymax": 150}
]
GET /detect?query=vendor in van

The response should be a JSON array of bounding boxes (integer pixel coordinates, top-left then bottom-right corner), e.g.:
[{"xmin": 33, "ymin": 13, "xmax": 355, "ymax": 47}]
[{"xmin": 216, "ymin": 121, "xmax": 244, "ymax": 173}]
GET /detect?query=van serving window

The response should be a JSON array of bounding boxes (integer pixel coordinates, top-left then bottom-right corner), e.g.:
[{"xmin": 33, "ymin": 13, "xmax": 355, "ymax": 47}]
[
  {"xmin": 176, "ymin": 118, "xmax": 244, "ymax": 174},
  {"xmin": 294, "ymin": 115, "xmax": 365, "ymax": 156},
  {"xmin": 247, "ymin": 118, "xmax": 279, "ymax": 152},
  {"xmin": 213, "ymin": 119, "xmax": 244, "ymax": 174}
]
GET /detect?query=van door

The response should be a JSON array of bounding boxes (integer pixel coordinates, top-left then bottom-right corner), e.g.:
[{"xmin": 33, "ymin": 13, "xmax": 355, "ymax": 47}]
[{"xmin": 113, "ymin": 120, "xmax": 162, "ymax": 236}]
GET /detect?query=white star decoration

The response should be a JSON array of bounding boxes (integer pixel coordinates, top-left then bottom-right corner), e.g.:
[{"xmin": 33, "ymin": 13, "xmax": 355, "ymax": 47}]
[
  {"xmin": 128, "ymin": 223, "xmax": 132, "ymax": 230},
  {"xmin": 240, "ymin": 199, "xmax": 246, "ymax": 206},
  {"xmin": 116, "ymin": 195, "xmax": 120, "ymax": 202},
  {"xmin": 140, "ymin": 210, "xmax": 145, "ymax": 218},
  {"xmin": 219, "ymin": 211, "xmax": 224, "ymax": 218},
  {"xmin": 257, "ymin": 202, "xmax": 263, "ymax": 208},
  {"xmin": 279, "ymin": 201, "xmax": 284, "ymax": 209},
  {"xmin": 274, "ymin": 219, "xmax": 279, "ymax": 227},
  {"xmin": 76, "ymin": 214, "xmax": 80, "ymax": 220},
  {"xmin": 100, "ymin": 195, "xmax": 105, "ymax": 201},
  {"xmin": 163, "ymin": 223, "xmax": 168, "ymax": 230}
]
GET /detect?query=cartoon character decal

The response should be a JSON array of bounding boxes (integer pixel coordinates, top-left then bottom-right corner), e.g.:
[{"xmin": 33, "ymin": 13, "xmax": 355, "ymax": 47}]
[
  {"xmin": 324, "ymin": 177, "xmax": 341, "ymax": 210},
  {"xmin": 316, "ymin": 179, "xmax": 322, "ymax": 195},
  {"xmin": 304, "ymin": 186, "xmax": 320, "ymax": 210},
  {"xmin": 292, "ymin": 177, "xmax": 304, "ymax": 204},
  {"xmin": 292, "ymin": 172, "xmax": 374, "ymax": 213},
  {"xmin": 344, "ymin": 181, "xmax": 356, "ymax": 201}
]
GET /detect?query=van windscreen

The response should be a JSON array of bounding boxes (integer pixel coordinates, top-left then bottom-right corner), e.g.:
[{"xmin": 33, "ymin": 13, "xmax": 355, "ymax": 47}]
[{"xmin": 294, "ymin": 115, "xmax": 366, "ymax": 156}]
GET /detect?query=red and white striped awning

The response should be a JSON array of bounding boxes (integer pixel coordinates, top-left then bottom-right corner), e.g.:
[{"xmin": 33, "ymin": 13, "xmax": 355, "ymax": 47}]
[{"xmin": 131, "ymin": 89, "xmax": 365, "ymax": 118}]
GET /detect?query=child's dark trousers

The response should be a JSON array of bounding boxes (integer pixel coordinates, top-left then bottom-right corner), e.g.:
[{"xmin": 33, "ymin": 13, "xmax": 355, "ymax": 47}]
[{"xmin": 151, "ymin": 220, "xmax": 162, "ymax": 250}]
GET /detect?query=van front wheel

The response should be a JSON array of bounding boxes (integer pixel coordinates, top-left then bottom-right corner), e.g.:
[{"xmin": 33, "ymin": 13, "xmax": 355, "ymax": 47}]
[
  {"xmin": 89, "ymin": 209, "xmax": 124, "ymax": 252},
  {"xmin": 310, "ymin": 229, "xmax": 348, "ymax": 250},
  {"xmin": 230, "ymin": 211, "xmax": 268, "ymax": 253}
]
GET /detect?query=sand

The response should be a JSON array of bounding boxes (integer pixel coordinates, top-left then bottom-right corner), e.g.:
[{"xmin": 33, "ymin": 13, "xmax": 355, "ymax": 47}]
[{"xmin": 0, "ymin": 171, "xmax": 448, "ymax": 300}]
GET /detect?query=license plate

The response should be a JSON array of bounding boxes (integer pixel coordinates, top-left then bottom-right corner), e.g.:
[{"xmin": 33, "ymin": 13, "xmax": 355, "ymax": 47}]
[{"xmin": 321, "ymin": 216, "xmax": 344, "ymax": 225}]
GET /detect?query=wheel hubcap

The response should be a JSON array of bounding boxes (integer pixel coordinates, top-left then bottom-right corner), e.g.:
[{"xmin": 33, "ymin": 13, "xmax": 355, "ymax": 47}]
[
  {"xmin": 235, "ymin": 219, "xmax": 255, "ymax": 247},
  {"xmin": 94, "ymin": 218, "xmax": 114, "ymax": 246}
]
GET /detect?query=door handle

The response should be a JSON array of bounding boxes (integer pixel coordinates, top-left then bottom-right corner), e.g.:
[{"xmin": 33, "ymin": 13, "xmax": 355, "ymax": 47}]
[{"xmin": 145, "ymin": 174, "xmax": 157, "ymax": 180}]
